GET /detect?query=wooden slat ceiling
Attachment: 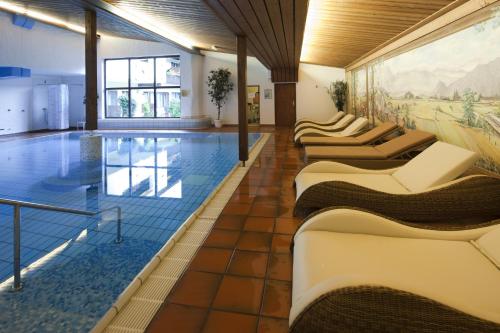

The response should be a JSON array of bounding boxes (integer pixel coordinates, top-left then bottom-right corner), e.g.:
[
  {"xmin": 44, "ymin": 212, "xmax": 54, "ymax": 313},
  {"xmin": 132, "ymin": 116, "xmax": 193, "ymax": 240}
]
[
  {"xmin": 102, "ymin": 0, "xmax": 236, "ymax": 52},
  {"xmin": 301, "ymin": 0, "xmax": 457, "ymax": 68},
  {"xmin": 203, "ymin": 0, "xmax": 309, "ymax": 82},
  {"xmin": 2, "ymin": 0, "xmax": 169, "ymax": 42}
]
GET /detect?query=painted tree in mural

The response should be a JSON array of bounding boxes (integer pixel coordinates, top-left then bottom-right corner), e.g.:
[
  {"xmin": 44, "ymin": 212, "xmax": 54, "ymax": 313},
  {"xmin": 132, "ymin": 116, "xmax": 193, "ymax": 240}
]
[{"xmin": 462, "ymin": 89, "xmax": 477, "ymax": 127}]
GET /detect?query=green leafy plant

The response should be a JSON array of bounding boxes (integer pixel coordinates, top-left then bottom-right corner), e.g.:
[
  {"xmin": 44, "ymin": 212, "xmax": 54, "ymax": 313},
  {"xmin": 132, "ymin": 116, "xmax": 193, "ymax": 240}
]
[
  {"xmin": 168, "ymin": 99, "xmax": 181, "ymax": 117},
  {"xmin": 207, "ymin": 68, "xmax": 234, "ymax": 120},
  {"xmin": 327, "ymin": 80, "xmax": 348, "ymax": 111}
]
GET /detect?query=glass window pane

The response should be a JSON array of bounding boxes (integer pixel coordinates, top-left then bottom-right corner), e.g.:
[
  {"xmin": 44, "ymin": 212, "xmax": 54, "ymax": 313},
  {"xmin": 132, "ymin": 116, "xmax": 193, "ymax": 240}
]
[
  {"xmin": 156, "ymin": 57, "xmax": 180, "ymax": 87},
  {"xmin": 131, "ymin": 167, "xmax": 155, "ymax": 197},
  {"xmin": 131, "ymin": 58, "xmax": 154, "ymax": 88},
  {"xmin": 106, "ymin": 59, "xmax": 129, "ymax": 88},
  {"xmin": 131, "ymin": 89, "xmax": 155, "ymax": 117},
  {"xmin": 156, "ymin": 88, "xmax": 181, "ymax": 117},
  {"xmin": 106, "ymin": 90, "xmax": 130, "ymax": 117},
  {"xmin": 106, "ymin": 166, "xmax": 130, "ymax": 196}
]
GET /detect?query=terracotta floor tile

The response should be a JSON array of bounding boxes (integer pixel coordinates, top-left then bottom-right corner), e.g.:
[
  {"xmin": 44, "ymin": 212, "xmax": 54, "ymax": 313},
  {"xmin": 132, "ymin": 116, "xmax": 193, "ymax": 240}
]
[
  {"xmin": 203, "ymin": 229, "xmax": 240, "ymax": 249},
  {"xmin": 202, "ymin": 311, "xmax": 257, "ymax": 333},
  {"xmin": 147, "ymin": 303, "xmax": 208, "ymax": 333},
  {"xmin": 212, "ymin": 275, "xmax": 264, "ymax": 314},
  {"xmin": 214, "ymin": 215, "xmax": 246, "ymax": 231},
  {"xmin": 271, "ymin": 234, "xmax": 293, "ymax": 254},
  {"xmin": 230, "ymin": 193, "xmax": 256, "ymax": 204},
  {"xmin": 261, "ymin": 280, "xmax": 292, "ymax": 319},
  {"xmin": 277, "ymin": 205, "xmax": 294, "ymax": 218},
  {"xmin": 267, "ymin": 253, "xmax": 292, "ymax": 281},
  {"xmin": 189, "ymin": 247, "xmax": 232, "ymax": 273},
  {"xmin": 243, "ymin": 217, "xmax": 275, "ymax": 233},
  {"xmin": 274, "ymin": 217, "xmax": 301, "ymax": 235},
  {"xmin": 257, "ymin": 316, "xmax": 289, "ymax": 333},
  {"xmin": 169, "ymin": 271, "xmax": 221, "ymax": 308},
  {"xmin": 227, "ymin": 250, "xmax": 268, "ymax": 278},
  {"xmin": 237, "ymin": 231, "xmax": 272, "ymax": 252},
  {"xmin": 257, "ymin": 186, "xmax": 281, "ymax": 196},
  {"xmin": 222, "ymin": 203, "xmax": 252, "ymax": 215},
  {"xmin": 249, "ymin": 203, "xmax": 278, "ymax": 217}
]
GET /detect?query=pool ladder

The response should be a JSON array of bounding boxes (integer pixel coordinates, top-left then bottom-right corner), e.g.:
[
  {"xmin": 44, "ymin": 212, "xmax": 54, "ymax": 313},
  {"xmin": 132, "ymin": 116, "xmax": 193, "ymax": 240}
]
[{"xmin": 0, "ymin": 198, "xmax": 122, "ymax": 291}]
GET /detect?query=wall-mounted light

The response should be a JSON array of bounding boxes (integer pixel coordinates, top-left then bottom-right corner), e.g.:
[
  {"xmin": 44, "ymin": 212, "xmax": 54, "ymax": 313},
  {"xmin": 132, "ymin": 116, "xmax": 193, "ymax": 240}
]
[{"xmin": 0, "ymin": 0, "xmax": 86, "ymax": 34}]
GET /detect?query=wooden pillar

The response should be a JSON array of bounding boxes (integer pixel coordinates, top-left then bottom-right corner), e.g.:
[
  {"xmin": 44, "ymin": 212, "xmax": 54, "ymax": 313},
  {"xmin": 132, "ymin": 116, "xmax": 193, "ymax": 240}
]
[
  {"xmin": 237, "ymin": 35, "xmax": 248, "ymax": 164},
  {"xmin": 85, "ymin": 10, "xmax": 98, "ymax": 130}
]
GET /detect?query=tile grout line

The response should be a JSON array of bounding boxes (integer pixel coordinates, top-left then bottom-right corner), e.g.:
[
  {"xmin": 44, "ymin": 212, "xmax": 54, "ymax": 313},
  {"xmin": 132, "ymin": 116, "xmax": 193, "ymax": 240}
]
[{"xmin": 92, "ymin": 133, "xmax": 271, "ymax": 333}]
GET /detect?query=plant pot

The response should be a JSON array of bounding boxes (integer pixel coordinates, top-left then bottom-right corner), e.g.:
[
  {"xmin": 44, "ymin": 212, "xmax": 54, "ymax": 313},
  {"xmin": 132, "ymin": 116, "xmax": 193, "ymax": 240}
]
[{"xmin": 214, "ymin": 119, "xmax": 223, "ymax": 128}]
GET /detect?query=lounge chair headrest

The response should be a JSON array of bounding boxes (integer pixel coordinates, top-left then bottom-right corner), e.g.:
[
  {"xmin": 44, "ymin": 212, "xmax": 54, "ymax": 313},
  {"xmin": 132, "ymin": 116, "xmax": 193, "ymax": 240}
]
[
  {"xmin": 392, "ymin": 141, "xmax": 479, "ymax": 192},
  {"xmin": 475, "ymin": 226, "xmax": 500, "ymax": 269},
  {"xmin": 356, "ymin": 122, "xmax": 398, "ymax": 142},
  {"xmin": 334, "ymin": 114, "xmax": 355, "ymax": 128},
  {"xmin": 340, "ymin": 117, "xmax": 368, "ymax": 136}
]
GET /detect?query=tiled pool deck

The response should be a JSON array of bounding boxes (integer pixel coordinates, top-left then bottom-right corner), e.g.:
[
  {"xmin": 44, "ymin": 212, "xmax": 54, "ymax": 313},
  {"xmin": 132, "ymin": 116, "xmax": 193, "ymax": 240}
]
[{"xmin": 147, "ymin": 127, "xmax": 303, "ymax": 333}]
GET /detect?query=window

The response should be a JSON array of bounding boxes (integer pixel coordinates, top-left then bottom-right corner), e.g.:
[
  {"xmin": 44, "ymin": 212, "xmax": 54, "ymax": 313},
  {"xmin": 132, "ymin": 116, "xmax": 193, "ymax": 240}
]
[{"xmin": 104, "ymin": 56, "xmax": 181, "ymax": 118}]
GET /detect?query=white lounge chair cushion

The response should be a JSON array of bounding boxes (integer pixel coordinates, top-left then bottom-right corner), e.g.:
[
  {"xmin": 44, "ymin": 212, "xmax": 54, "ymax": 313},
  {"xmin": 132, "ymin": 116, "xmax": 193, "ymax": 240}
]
[
  {"xmin": 295, "ymin": 112, "xmax": 345, "ymax": 131},
  {"xmin": 392, "ymin": 141, "xmax": 479, "ymax": 192},
  {"xmin": 476, "ymin": 227, "xmax": 500, "ymax": 268},
  {"xmin": 338, "ymin": 117, "xmax": 368, "ymax": 136},
  {"xmin": 294, "ymin": 114, "xmax": 355, "ymax": 141},
  {"xmin": 292, "ymin": 230, "xmax": 500, "ymax": 325},
  {"xmin": 295, "ymin": 173, "xmax": 409, "ymax": 199}
]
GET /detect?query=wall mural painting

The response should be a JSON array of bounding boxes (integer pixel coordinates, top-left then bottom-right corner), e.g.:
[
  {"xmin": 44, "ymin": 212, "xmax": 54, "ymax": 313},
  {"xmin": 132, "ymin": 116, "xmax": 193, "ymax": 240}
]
[
  {"xmin": 353, "ymin": 68, "xmax": 368, "ymax": 118},
  {"xmin": 351, "ymin": 8, "xmax": 500, "ymax": 173}
]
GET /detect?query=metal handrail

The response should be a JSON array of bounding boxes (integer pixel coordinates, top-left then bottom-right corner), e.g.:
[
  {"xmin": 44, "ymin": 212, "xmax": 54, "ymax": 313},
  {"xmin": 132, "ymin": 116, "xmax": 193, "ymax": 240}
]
[{"xmin": 0, "ymin": 198, "xmax": 122, "ymax": 291}]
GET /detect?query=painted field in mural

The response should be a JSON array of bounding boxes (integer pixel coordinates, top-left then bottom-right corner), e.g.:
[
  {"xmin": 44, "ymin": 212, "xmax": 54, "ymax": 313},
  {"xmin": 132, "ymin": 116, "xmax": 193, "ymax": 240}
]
[{"xmin": 359, "ymin": 8, "xmax": 500, "ymax": 173}]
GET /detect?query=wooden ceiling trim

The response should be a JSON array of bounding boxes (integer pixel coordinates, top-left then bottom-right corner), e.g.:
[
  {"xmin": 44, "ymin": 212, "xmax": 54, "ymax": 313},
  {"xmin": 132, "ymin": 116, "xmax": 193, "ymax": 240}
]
[
  {"xmin": 204, "ymin": 0, "xmax": 272, "ymax": 68},
  {"xmin": 234, "ymin": 0, "xmax": 281, "ymax": 67},
  {"xmin": 280, "ymin": 0, "xmax": 295, "ymax": 70},
  {"xmin": 220, "ymin": 0, "xmax": 279, "ymax": 66},
  {"xmin": 249, "ymin": 0, "xmax": 285, "ymax": 68},
  {"xmin": 264, "ymin": 0, "xmax": 289, "ymax": 69},
  {"xmin": 294, "ymin": 0, "xmax": 308, "ymax": 78},
  {"xmin": 302, "ymin": 0, "xmax": 456, "ymax": 67}
]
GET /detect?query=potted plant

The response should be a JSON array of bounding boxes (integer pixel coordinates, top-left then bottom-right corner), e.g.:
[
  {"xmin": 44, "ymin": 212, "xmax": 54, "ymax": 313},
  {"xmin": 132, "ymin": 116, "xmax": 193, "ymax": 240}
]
[
  {"xmin": 327, "ymin": 80, "xmax": 348, "ymax": 112},
  {"xmin": 207, "ymin": 68, "xmax": 234, "ymax": 128}
]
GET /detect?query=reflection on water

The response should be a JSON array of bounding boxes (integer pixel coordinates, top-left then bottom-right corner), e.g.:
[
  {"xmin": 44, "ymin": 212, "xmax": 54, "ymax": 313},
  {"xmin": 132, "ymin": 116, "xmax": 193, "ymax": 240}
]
[{"xmin": 104, "ymin": 137, "xmax": 183, "ymax": 198}]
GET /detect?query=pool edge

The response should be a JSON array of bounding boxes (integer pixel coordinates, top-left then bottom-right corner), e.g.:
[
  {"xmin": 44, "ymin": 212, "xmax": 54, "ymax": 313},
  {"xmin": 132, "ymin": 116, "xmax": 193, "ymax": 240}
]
[{"xmin": 91, "ymin": 133, "xmax": 271, "ymax": 333}]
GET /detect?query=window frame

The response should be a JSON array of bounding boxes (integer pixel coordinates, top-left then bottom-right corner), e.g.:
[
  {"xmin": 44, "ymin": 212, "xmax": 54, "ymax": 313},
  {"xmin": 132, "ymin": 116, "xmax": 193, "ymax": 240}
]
[{"xmin": 104, "ymin": 55, "xmax": 181, "ymax": 118}]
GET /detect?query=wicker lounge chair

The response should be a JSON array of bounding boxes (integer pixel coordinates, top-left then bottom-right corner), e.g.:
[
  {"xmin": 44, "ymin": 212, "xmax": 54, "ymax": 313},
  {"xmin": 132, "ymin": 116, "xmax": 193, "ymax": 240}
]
[
  {"xmin": 294, "ymin": 114, "xmax": 356, "ymax": 142},
  {"xmin": 295, "ymin": 141, "xmax": 500, "ymax": 222},
  {"xmin": 300, "ymin": 121, "xmax": 399, "ymax": 146},
  {"xmin": 303, "ymin": 129, "xmax": 436, "ymax": 167},
  {"xmin": 294, "ymin": 117, "xmax": 369, "ymax": 144},
  {"xmin": 290, "ymin": 207, "xmax": 500, "ymax": 333},
  {"xmin": 295, "ymin": 111, "xmax": 345, "ymax": 129}
]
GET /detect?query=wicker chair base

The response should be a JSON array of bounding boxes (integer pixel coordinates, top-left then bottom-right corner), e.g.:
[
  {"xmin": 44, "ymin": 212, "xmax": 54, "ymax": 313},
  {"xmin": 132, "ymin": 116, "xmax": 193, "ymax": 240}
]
[
  {"xmin": 294, "ymin": 176, "xmax": 500, "ymax": 224},
  {"xmin": 290, "ymin": 286, "xmax": 500, "ymax": 333}
]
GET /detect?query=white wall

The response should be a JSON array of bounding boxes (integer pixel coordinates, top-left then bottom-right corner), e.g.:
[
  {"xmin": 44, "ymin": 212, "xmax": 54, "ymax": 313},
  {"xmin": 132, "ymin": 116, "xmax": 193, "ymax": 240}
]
[
  {"xmin": 296, "ymin": 63, "xmax": 345, "ymax": 121},
  {"xmin": 96, "ymin": 35, "xmax": 203, "ymax": 119},
  {"xmin": 202, "ymin": 51, "xmax": 275, "ymax": 125},
  {"xmin": 0, "ymin": 11, "xmax": 84, "ymax": 76}
]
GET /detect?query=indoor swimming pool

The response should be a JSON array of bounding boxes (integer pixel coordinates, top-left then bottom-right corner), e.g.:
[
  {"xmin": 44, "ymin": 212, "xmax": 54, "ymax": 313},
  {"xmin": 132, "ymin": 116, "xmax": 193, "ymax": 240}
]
[{"xmin": 0, "ymin": 131, "xmax": 260, "ymax": 332}]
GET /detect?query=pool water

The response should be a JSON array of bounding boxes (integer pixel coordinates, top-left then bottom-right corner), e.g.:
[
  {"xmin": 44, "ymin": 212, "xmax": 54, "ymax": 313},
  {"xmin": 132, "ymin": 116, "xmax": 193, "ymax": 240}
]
[{"xmin": 0, "ymin": 131, "xmax": 260, "ymax": 332}]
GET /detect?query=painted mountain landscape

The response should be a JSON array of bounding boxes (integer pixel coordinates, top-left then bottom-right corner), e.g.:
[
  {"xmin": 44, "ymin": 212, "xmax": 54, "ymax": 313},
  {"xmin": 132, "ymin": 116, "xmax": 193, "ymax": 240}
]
[{"xmin": 368, "ymin": 10, "xmax": 500, "ymax": 173}]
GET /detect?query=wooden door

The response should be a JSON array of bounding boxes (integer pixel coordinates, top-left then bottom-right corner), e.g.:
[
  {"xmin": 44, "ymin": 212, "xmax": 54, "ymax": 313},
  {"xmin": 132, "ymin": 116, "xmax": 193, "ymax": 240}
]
[{"xmin": 274, "ymin": 83, "xmax": 296, "ymax": 127}]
